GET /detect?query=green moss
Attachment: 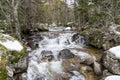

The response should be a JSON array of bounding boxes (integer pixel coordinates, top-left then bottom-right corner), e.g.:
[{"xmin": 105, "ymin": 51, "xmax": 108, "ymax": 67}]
[
  {"xmin": 0, "ymin": 34, "xmax": 27, "ymax": 79},
  {"xmin": 0, "ymin": 45, "xmax": 7, "ymax": 80},
  {"xmin": 9, "ymin": 45, "xmax": 26, "ymax": 64},
  {"xmin": 0, "ymin": 44, "xmax": 8, "ymax": 52},
  {"xmin": 0, "ymin": 65, "xmax": 7, "ymax": 80},
  {"xmin": 91, "ymin": 37, "xmax": 99, "ymax": 44}
]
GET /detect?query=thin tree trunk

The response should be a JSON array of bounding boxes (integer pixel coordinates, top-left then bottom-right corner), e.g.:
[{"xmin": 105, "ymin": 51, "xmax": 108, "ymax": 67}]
[
  {"xmin": 13, "ymin": 0, "xmax": 22, "ymax": 41},
  {"xmin": 13, "ymin": 8, "xmax": 21, "ymax": 41}
]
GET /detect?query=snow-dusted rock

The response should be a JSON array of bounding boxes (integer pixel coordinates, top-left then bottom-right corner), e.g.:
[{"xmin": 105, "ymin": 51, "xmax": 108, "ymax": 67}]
[
  {"xmin": 0, "ymin": 34, "xmax": 23, "ymax": 52},
  {"xmin": 108, "ymin": 46, "xmax": 120, "ymax": 58},
  {"xmin": 0, "ymin": 33, "xmax": 26, "ymax": 79},
  {"xmin": 105, "ymin": 75, "xmax": 120, "ymax": 80},
  {"xmin": 102, "ymin": 46, "xmax": 120, "ymax": 74}
]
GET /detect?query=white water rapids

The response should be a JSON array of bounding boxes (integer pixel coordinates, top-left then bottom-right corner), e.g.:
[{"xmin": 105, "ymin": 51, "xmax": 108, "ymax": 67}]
[{"xmin": 25, "ymin": 27, "xmax": 88, "ymax": 80}]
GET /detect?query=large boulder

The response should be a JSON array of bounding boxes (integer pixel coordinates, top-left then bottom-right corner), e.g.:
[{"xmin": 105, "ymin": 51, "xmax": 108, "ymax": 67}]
[
  {"xmin": 102, "ymin": 46, "xmax": 120, "ymax": 74},
  {"xmin": 32, "ymin": 23, "xmax": 49, "ymax": 32},
  {"xmin": 0, "ymin": 33, "xmax": 26, "ymax": 79},
  {"xmin": 58, "ymin": 49, "xmax": 75, "ymax": 59}
]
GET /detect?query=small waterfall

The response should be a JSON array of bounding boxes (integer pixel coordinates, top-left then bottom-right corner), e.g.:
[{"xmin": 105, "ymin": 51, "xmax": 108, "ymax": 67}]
[{"xmin": 27, "ymin": 29, "xmax": 86, "ymax": 80}]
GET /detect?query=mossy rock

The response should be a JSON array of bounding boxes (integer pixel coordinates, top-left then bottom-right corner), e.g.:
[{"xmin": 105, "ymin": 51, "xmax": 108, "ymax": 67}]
[
  {"xmin": 0, "ymin": 44, "xmax": 26, "ymax": 80},
  {"xmin": 0, "ymin": 64, "xmax": 7, "ymax": 80},
  {"xmin": 0, "ymin": 44, "xmax": 8, "ymax": 80},
  {"xmin": 8, "ymin": 46, "xmax": 26, "ymax": 64},
  {"xmin": 0, "ymin": 34, "xmax": 26, "ymax": 79},
  {"xmin": 116, "ymin": 26, "xmax": 120, "ymax": 32}
]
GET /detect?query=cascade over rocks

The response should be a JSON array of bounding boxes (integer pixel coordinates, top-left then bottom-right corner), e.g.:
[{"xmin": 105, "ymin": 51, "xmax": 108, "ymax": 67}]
[{"xmin": 58, "ymin": 49, "xmax": 75, "ymax": 59}]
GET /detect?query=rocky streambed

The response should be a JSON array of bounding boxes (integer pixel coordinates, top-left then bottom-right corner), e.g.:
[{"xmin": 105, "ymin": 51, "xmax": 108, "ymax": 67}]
[
  {"xmin": 11, "ymin": 26, "xmax": 120, "ymax": 80},
  {"xmin": 20, "ymin": 27, "xmax": 102, "ymax": 80}
]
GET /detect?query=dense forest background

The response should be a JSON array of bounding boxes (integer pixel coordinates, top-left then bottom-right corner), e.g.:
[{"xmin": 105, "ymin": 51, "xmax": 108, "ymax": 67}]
[{"xmin": 0, "ymin": 0, "xmax": 120, "ymax": 40}]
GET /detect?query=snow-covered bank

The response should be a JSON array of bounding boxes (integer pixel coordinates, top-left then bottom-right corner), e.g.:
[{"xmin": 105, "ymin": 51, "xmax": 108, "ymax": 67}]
[
  {"xmin": 0, "ymin": 34, "xmax": 23, "ymax": 52},
  {"xmin": 0, "ymin": 33, "xmax": 26, "ymax": 80}
]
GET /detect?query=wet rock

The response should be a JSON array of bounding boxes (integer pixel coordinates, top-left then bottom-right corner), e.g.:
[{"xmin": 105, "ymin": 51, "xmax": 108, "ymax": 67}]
[
  {"xmin": 62, "ymin": 57, "xmax": 80, "ymax": 72},
  {"xmin": 6, "ymin": 66, "xmax": 14, "ymax": 78},
  {"xmin": 58, "ymin": 49, "xmax": 75, "ymax": 59},
  {"xmin": 76, "ymin": 51, "xmax": 94, "ymax": 65},
  {"xmin": 40, "ymin": 50, "xmax": 54, "ymax": 61},
  {"xmin": 93, "ymin": 56, "xmax": 102, "ymax": 75},
  {"xmin": 21, "ymin": 73, "xmax": 27, "ymax": 80},
  {"xmin": 61, "ymin": 73, "xmax": 70, "ymax": 80},
  {"xmin": 27, "ymin": 34, "xmax": 43, "ymax": 49},
  {"xmin": 100, "ymin": 70, "xmax": 112, "ymax": 80},
  {"xmin": 72, "ymin": 33, "xmax": 81, "ymax": 42},
  {"xmin": 33, "ymin": 74, "xmax": 46, "ymax": 80},
  {"xmin": 83, "ymin": 56, "xmax": 94, "ymax": 65},
  {"xmin": 69, "ymin": 71, "xmax": 85, "ymax": 80},
  {"xmin": 72, "ymin": 33, "xmax": 84, "ymax": 44},
  {"xmin": 102, "ymin": 51, "xmax": 120, "ymax": 74},
  {"xmin": 14, "ymin": 53, "xmax": 28, "ymax": 75}
]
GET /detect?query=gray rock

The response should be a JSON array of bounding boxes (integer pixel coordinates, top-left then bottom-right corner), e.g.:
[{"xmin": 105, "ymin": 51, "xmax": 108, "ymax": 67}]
[
  {"xmin": 40, "ymin": 50, "xmax": 54, "ymax": 61},
  {"xmin": 72, "ymin": 33, "xmax": 80, "ymax": 42},
  {"xmin": 102, "ymin": 51, "xmax": 120, "ymax": 74},
  {"xmin": 58, "ymin": 49, "xmax": 75, "ymax": 59},
  {"xmin": 92, "ymin": 56, "xmax": 102, "ymax": 75},
  {"xmin": 6, "ymin": 66, "xmax": 14, "ymax": 77},
  {"xmin": 72, "ymin": 33, "xmax": 84, "ymax": 45}
]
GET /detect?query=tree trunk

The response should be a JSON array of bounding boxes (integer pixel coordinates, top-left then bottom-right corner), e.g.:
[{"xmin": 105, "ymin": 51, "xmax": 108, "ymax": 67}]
[{"xmin": 13, "ymin": 5, "xmax": 21, "ymax": 41}]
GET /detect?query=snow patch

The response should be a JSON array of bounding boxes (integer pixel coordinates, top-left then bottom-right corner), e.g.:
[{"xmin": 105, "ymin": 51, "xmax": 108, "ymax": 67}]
[
  {"xmin": 0, "ymin": 34, "xmax": 23, "ymax": 52},
  {"xmin": 64, "ymin": 27, "xmax": 71, "ymax": 30},
  {"xmin": 108, "ymin": 46, "xmax": 120, "ymax": 58},
  {"xmin": 105, "ymin": 75, "xmax": 120, "ymax": 80}
]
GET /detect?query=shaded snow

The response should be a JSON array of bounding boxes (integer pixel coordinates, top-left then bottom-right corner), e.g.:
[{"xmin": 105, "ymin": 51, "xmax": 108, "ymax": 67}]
[
  {"xmin": 105, "ymin": 75, "xmax": 120, "ymax": 80},
  {"xmin": 0, "ymin": 34, "xmax": 23, "ymax": 51},
  {"xmin": 108, "ymin": 46, "xmax": 120, "ymax": 58}
]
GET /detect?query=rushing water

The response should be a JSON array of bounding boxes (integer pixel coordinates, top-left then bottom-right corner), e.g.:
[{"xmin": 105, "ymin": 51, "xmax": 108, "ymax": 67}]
[{"xmin": 25, "ymin": 27, "xmax": 98, "ymax": 80}]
